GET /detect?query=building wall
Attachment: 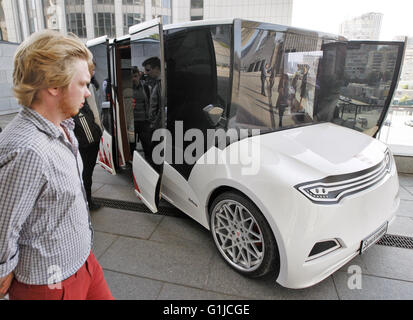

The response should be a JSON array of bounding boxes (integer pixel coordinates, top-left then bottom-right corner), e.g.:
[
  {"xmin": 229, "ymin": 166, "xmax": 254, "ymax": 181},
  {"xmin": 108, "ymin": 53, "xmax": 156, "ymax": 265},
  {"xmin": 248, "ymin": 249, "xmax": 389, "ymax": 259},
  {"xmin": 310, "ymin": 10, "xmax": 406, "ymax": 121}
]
[
  {"xmin": 394, "ymin": 36, "xmax": 413, "ymax": 82},
  {"xmin": 0, "ymin": 41, "xmax": 19, "ymax": 115},
  {"xmin": 1, "ymin": 0, "xmax": 293, "ymax": 43},
  {"xmin": 1, "ymin": 0, "xmax": 22, "ymax": 43},
  {"xmin": 203, "ymin": 0, "xmax": 292, "ymax": 26},
  {"xmin": 339, "ymin": 12, "xmax": 383, "ymax": 40},
  {"xmin": 172, "ymin": 0, "xmax": 190, "ymax": 23}
]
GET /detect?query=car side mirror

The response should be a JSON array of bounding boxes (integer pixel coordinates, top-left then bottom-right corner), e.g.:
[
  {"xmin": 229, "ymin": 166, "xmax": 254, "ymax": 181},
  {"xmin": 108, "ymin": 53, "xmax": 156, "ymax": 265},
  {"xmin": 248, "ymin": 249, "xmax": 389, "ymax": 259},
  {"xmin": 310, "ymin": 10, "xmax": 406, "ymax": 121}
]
[{"xmin": 203, "ymin": 104, "xmax": 224, "ymax": 126}]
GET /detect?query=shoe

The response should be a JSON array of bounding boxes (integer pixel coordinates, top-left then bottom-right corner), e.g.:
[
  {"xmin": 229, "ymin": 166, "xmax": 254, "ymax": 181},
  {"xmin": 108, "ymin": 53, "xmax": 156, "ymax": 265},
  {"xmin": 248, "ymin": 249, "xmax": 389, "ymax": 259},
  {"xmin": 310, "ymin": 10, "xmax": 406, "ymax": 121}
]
[{"xmin": 88, "ymin": 201, "xmax": 102, "ymax": 211}]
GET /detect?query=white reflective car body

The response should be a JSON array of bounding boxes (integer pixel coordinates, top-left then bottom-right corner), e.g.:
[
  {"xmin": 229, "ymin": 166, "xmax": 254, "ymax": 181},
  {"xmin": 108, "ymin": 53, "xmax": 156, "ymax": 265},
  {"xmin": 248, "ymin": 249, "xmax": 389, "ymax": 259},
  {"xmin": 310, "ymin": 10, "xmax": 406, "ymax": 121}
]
[
  {"xmin": 88, "ymin": 18, "xmax": 405, "ymax": 289},
  {"xmin": 160, "ymin": 122, "xmax": 399, "ymax": 288}
]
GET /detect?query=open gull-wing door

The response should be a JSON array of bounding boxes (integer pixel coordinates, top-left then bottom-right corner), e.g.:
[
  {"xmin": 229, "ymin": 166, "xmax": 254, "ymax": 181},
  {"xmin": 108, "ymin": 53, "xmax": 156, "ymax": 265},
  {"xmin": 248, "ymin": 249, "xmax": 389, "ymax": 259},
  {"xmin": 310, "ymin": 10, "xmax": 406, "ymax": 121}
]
[
  {"xmin": 87, "ymin": 36, "xmax": 117, "ymax": 175},
  {"xmin": 129, "ymin": 19, "xmax": 166, "ymax": 213},
  {"xmin": 337, "ymin": 40, "xmax": 405, "ymax": 137}
]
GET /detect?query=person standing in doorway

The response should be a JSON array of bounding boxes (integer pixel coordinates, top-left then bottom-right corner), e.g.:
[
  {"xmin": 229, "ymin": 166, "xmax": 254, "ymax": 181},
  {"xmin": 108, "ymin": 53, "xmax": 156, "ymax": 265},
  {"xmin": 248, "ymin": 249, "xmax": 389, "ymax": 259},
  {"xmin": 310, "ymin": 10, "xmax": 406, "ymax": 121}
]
[
  {"xmin": 132, "ymin": 66, "xmax": 152, "ymax": 163},
  {"xmin": 141, "ymin": 57, "xmax": 162, "ymax": 170}
]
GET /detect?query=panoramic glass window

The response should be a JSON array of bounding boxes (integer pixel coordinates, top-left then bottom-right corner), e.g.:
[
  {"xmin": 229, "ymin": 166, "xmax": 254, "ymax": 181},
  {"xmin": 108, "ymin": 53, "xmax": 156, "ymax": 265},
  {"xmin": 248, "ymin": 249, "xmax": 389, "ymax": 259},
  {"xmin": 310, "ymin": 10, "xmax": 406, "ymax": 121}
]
[
  {"xmin": 166, "ymin": 26, "xmax": 231, "ymax": 132},
  {"xmin": 165, "ymin": 25, "xmax": 232, "ymax": 178},
  {"xmin": 335, "ymin": 43, "xmax": 399, "ymax": 135},
  {"xmin": 230, "ymin": 27, "xmax": 289, "ymax": 130},
  {"xmin": 230, "ymin": 26, "xmax": 402, "ymax": 136},
  {"xmin": 376, "ymin": 38, "xmax": 413, "ymax": 156}
]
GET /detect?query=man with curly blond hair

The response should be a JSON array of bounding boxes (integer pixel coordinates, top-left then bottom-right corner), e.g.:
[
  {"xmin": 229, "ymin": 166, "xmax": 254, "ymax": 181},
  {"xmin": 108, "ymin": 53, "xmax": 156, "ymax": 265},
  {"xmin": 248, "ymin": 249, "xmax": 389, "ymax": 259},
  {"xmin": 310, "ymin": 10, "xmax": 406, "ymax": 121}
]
[{"xmin": 0, "ymin": 30, "xmax": 113, "ymax": 300}]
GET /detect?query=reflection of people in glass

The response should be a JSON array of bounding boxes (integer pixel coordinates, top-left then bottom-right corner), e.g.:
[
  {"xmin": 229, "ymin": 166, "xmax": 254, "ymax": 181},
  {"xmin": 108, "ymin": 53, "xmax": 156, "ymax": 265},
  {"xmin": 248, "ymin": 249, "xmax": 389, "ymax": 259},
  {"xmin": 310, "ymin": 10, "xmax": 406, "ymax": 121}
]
[
  {"xmin": 290, "ymin": 68, "xmax": 300, "ymax": 109},
  {"xmin": 141, "ymin": 57, "xmax": 162, "ymax": 168},
  {"xmin": 276, "ymin": 74, "xmax": 289, "ymax": 127},
  {"xmin": 132, "ymin": 66, "xmax": 152, "ymax": 163},
  {"xmin": 299, "ymin": 65, "xmax": 309, "ymax": 112},
  {"xmin": 260, "ymin": 62, "xmax": 269, "ymax": 96},
  {"xmin": 142, "ymin": 57, "xmax": 162, "ymax": 130}
]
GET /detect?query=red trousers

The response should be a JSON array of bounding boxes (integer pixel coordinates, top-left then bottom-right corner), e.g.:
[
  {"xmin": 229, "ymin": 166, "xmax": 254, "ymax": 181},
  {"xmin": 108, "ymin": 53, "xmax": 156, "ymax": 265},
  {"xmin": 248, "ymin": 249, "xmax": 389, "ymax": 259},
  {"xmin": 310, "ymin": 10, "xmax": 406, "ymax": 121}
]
[{"xmin": 8, "ymin": 252, "xmax": 114, "ymax": 300}]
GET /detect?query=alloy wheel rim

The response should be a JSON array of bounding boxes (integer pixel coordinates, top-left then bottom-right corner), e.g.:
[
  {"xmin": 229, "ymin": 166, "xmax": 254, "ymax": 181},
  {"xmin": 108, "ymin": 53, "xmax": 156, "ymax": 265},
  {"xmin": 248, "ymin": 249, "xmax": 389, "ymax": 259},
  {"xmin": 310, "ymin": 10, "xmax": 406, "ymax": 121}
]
[{"xmin": 211, "ymin": 200, "xmax": 264, "ymax": 272}]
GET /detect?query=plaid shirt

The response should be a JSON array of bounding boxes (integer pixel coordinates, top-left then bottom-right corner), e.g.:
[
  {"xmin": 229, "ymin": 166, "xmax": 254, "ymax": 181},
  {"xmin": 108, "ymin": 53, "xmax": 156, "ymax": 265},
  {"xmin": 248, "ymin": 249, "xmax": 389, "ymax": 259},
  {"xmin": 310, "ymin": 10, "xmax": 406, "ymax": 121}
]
[{"xmin": 0, "ymin": 107, "xmax": 93, "ymax": 285}]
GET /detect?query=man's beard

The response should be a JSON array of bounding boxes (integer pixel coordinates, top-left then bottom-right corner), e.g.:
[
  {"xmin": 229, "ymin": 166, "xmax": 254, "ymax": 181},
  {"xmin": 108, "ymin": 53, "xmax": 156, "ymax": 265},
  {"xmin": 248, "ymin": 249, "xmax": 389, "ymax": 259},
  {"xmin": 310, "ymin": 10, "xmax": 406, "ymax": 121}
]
[{"xmin": 58, "ymin": 92, "xmax": 80, "ymax": 119}]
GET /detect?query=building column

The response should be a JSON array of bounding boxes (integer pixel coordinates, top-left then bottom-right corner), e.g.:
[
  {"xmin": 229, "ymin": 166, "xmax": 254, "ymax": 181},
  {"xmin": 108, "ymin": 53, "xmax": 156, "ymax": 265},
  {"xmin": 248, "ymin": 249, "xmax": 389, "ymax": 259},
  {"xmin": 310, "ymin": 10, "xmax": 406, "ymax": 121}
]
[
  {"xmin": 84, "ymin": 0, "xmax": 95, "ymax": 39},
  {"xmin": 17, "ymin": 0, "xmax": 29, "ymax": 39},
  {"xmin": 35, "ymin": 0, "xmax": 45, "ymax": 30},
  {"xmin": 145, "ymin": 0, "xmax": 152, "ymax": 22},
  {"xmin": 171, "ymin": 0, "xmax": 179, "ymax": 23},
  {"xmin": 56, "ymin": 0, "xmax": 66, "ymax": 35},
  {"xmin": 2, "ymin": 0, "xmax": 20, "ymax": 42},
  {"xmin": 114, "ymin": 0, "xmax": 123, "ymax": 38}
]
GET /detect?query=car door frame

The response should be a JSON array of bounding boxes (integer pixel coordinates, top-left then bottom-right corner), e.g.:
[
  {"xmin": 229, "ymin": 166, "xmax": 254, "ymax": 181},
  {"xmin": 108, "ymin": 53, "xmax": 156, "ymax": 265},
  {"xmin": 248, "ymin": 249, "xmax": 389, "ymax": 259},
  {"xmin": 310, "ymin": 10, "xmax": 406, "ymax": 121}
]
[
  {"xmin": 87, "ymin": 36, "xmax": 118, "ymax": 175},
  {"xmin": 346, "ymin": 40, "xmax": 406, "ymax": 138},
  {"xmin": 130, "ymin": 18, "xmax": 167, "ymax": 213}
]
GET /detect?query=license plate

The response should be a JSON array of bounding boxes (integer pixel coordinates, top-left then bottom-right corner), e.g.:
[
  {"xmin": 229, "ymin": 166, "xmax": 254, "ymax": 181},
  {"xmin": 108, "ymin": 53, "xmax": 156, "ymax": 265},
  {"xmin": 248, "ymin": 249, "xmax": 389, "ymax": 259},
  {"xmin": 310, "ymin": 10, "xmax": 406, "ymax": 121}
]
[{"xmin": 360, "ymin": 222, "xmax": 388, "ymax": 255}]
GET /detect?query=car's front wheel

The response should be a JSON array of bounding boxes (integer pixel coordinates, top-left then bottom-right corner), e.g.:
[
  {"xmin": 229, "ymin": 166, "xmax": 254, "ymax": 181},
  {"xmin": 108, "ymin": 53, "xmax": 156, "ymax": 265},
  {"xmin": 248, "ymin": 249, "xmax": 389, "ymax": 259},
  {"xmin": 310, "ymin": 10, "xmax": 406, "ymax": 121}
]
[{"xmin": 209, "ymin": 191, "xmax": 279, "ymax": 278}]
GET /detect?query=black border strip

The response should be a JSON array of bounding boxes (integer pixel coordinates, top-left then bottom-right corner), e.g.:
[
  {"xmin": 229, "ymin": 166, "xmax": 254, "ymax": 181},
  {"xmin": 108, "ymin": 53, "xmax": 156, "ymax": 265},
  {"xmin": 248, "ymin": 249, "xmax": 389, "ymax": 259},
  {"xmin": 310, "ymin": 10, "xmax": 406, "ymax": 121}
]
[{"xmin": 93, "ymin": 197, "xmax": 187, "ymax": 218}]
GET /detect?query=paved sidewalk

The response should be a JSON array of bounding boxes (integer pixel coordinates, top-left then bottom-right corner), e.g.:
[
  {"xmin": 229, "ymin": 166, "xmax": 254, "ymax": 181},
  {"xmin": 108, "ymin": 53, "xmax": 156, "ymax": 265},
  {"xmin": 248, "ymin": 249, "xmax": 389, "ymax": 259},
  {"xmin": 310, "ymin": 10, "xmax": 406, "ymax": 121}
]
[{"xmin": 90, "ymin": 165, "xmax": 413, "ymax": 300}]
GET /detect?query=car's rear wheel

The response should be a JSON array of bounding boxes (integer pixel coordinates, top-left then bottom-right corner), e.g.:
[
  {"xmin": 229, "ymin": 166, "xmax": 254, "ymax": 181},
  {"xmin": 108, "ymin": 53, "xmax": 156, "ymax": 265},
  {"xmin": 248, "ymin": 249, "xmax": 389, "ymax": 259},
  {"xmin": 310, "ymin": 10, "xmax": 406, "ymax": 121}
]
[{"xmin": 210, "ymin": 191, "xmax": 279, "ymax": 278}]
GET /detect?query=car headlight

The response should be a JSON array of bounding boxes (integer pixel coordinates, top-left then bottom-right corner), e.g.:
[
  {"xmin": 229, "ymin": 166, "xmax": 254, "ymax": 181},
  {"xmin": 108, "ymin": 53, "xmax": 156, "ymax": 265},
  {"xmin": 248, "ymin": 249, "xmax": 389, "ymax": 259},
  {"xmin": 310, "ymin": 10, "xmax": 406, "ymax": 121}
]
[{"xmin": 295, "ymin": 149, "xmax": 392, "ymax": 204}]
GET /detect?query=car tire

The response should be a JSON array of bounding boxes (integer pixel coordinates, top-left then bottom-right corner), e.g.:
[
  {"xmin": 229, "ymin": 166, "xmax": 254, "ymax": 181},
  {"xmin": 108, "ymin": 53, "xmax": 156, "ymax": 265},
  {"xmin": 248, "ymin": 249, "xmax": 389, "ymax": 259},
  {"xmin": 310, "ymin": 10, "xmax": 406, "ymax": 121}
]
[{"xmin": 209, "ymin": 191, "xmax": 279, "ymax": 278}]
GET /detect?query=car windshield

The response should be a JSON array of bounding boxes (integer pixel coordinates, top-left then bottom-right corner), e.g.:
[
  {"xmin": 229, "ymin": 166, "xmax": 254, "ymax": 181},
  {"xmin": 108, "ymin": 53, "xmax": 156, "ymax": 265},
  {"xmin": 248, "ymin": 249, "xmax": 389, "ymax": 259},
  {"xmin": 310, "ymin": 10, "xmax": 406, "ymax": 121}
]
[{"xmin": 228, "ymin": 24, "xmax": 402, "ymax": 136}]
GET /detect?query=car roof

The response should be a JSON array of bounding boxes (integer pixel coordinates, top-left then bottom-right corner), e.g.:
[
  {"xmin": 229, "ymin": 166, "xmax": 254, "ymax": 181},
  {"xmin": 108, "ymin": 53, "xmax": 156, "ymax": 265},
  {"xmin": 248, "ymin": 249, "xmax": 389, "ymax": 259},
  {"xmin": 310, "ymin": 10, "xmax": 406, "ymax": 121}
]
[
  {"xmin": 163, "ymin": 18, "xmax": 235, "ymax": 31},
  {"xmin": 87, "ymin": 18, "xmax": 345, "ymax": 48}
]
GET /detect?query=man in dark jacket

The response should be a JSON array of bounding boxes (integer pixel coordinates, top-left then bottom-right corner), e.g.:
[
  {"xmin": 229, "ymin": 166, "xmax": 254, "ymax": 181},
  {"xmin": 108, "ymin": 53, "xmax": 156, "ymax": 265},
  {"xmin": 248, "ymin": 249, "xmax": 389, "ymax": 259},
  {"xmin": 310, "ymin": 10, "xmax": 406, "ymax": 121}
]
[
  {"xmin": 133, "ymin": 57, "xmax": 162, "ymax": 169},
  {"xmin": 132, "ymin": 67, "xmax": 152, "ymax": 164},
  {"xmin": 73, "ymin": 98, "xmax": 102, "ymax": 211}
]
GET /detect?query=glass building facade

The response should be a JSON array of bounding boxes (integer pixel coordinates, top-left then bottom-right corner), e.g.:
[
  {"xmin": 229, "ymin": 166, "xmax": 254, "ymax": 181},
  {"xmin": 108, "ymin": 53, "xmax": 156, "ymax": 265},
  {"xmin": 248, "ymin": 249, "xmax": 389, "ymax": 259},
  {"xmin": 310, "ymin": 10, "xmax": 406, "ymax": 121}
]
[
  {"xmin": 65, "ymin": 0, "xmax": 87, "ymax": 38},
  {"xmin": 93, "ymin": 0, "xmax": 116, "ymax": 38},
  {"xmin": 151, "ymin": 0, "xmax": 172, "ymax": 25},
  {"xmin": 122, "ymin": 0, "xmax": 144, "ymax": 34}
]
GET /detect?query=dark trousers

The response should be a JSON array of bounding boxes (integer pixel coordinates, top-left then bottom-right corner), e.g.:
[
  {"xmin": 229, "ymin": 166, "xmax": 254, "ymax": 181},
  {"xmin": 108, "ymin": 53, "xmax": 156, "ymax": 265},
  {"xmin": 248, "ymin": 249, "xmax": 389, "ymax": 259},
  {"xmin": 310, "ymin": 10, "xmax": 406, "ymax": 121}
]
[
  {"xmin": 79, "ymin": 142, "xmax": 100, "ymax": 204},
  {"xmin": 134, "ymin": 120, "xmax": 154, "ymax": 165},
  {"xmin": 261, "ymin": 77, "xmax": 266, "ymax": 95}
]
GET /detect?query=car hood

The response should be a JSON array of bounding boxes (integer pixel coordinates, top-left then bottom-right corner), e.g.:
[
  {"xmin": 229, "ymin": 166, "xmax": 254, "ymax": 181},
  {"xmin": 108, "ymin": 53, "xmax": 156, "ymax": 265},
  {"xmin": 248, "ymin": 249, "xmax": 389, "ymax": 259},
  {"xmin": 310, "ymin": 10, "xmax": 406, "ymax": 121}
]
[{"xmin": 255, "ymin": 123, "xmax": 388, "ymax": 179}]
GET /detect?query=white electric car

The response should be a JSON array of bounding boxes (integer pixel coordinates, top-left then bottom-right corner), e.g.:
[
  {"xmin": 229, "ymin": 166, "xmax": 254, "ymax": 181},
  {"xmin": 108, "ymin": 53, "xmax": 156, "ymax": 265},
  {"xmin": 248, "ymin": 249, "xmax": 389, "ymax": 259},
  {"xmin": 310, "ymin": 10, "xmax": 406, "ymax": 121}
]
[{"xmin": 87, "ymin": 19, "xmax": 405, "ymax": 289}]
